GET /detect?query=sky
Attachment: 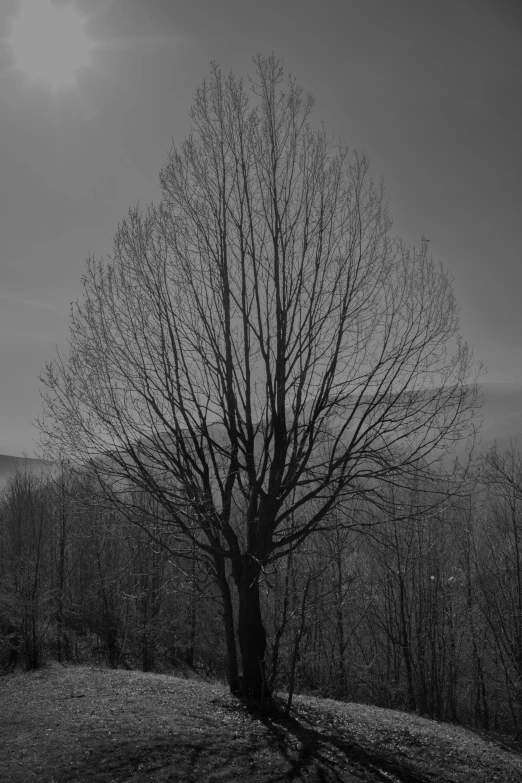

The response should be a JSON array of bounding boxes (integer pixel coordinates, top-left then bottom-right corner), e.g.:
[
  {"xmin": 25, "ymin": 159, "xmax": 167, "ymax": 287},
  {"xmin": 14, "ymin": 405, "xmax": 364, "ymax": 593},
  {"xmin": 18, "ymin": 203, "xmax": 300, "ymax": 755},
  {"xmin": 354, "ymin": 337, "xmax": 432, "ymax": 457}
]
[{"xmin": 0, "ymin": 0, "xmax": 521, "ymax": 457}]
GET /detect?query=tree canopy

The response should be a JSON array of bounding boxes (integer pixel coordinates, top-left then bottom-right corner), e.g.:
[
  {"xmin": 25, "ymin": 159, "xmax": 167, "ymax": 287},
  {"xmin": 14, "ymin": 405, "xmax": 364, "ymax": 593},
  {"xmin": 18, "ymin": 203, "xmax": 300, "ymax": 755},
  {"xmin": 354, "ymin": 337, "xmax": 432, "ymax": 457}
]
[{"xmin": 39, "ymin": 55, "xmax": 479, "ymax": 698}]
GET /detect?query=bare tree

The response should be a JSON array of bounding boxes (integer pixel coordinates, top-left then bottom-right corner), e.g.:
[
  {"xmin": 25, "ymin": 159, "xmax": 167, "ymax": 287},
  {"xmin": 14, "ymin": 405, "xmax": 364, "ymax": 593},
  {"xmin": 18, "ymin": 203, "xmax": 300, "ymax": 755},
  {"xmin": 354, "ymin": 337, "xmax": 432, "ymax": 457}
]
[
  {"xmin": 39, "ymin": 55, "xmax": 478, "ymax": 699},
  {"xmin": 0, "ymin": 469, "xmax": 54, "ymax": 670},
  {"xmin": 476, "ymin": 443, "xmax": 522, "ymax": 730}
]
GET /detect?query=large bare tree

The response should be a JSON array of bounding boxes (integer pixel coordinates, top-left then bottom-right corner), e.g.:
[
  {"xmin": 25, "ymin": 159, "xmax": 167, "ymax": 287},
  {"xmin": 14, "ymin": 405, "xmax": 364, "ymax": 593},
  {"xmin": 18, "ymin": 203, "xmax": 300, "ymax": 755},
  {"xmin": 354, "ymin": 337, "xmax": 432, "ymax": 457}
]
[{"xmin": 39, "ymin": 56, "xmax": 478, "ymax": 698}]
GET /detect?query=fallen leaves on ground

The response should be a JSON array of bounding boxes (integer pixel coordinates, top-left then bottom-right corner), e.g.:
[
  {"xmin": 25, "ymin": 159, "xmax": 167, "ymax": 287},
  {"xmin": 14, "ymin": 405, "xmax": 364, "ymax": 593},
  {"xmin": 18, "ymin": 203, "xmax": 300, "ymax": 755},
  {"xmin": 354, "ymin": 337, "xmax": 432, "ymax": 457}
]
[{"xmin": 0, "ymin": 664, "xmax": 521, "ymax": 782}]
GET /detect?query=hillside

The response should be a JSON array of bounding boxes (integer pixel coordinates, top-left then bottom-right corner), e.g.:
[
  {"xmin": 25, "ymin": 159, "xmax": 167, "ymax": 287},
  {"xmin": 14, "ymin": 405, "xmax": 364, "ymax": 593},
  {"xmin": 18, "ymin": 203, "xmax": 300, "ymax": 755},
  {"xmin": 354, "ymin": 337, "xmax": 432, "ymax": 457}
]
[
  {"xmin": 0, "ymin": 453, "xmax": 51, "ymax": 488},
  {"xmin": 0, "ymin": 665, "xmax": 521, "ymax": 782},
  {"xmin": 476, "ymin": 382, "xmax": 522, "ymax": 452}
]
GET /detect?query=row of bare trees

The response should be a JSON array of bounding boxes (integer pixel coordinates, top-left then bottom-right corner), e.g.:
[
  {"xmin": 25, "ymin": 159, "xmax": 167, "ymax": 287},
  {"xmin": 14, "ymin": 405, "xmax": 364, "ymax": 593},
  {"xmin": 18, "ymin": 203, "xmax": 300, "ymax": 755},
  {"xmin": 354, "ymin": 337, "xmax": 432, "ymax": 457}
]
[
  {"xmin": 0, "ymin": 468, "xmax": 217, "ymax": 676},
  {"xmin": 2, "ymin": 445, "xmax": 522, "ymax": 734}
]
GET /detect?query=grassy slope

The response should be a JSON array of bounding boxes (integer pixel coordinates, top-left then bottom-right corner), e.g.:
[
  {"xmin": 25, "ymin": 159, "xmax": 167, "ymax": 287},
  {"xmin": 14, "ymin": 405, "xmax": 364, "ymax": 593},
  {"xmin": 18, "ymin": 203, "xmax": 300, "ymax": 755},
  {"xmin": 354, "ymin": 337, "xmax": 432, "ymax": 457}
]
[{"xmin": 1, "ymin": 665, "xmax": 521, "ymax": 782}]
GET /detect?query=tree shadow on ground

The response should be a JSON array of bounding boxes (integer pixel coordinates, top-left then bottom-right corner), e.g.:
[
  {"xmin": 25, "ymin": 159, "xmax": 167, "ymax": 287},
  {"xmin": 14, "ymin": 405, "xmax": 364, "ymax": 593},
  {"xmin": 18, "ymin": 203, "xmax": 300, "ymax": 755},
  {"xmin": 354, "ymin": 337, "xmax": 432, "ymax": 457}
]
[
  {"xmin": 43, "ymin": 698, "xmax": 438, "ymax": 783},
  {"xmin": 234, "ymin": 697, "xmax": 436, "ymax": 783},
  {"xmin": 47, "ymin": 717, "xmax": 435, "ymax": 783}
]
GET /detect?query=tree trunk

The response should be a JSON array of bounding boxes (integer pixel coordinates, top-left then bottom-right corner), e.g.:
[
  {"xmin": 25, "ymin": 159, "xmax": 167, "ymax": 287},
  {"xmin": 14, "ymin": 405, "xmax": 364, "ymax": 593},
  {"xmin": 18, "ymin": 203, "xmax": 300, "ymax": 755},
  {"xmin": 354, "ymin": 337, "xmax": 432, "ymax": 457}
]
[
  {"xmin": 269, "ymin": 552, "xmax": 293, "ymax": 691},
  {"xmin": 234, "ymin": 556, "xmax": 269, "ymax": 700},
  {"xmin": 286, "ymin": 574, "xmax": 312, "ymax": 716},
  {"xmin": 398, "ymin": 573, "xmax": 416, "ymax": 711},
  {"xmin": 185, "ymin": 543, "xmax": 197, "ymax": 667},
  {"xmin": 214, "ymin": 553, "xmax": 240, "ymax": 693},
  {"xmin": 56, "ymin": 474, "xmax": 67, "ymax": 663},
  {"xmin": 335, "ymin": 548, "xmax": 348, "ymax": 699}
]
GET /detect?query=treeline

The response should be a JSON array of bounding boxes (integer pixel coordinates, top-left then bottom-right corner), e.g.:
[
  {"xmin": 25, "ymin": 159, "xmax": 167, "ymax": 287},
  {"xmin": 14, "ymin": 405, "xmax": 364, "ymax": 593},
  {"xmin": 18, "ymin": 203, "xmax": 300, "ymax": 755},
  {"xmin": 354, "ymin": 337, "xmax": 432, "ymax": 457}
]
[{"xmin": 1, "ymin": 446, "xmax": 522, "ymax": 736}]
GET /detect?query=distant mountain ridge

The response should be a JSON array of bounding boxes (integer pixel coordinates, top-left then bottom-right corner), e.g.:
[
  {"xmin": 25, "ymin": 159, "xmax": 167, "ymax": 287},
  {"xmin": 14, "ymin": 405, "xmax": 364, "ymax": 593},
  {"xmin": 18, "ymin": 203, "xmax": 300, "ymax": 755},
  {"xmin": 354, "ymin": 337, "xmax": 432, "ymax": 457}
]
[
  {"xmin": 2, "ymin": 383, "xmax": 522, "ymax": 487},
  {"xmin": 0, "ymin": 454, "xmax": 52, "ymax": 488},
  {"xmin": 475, "ymin": 382, "xmax": 522, "ymax": 452}
]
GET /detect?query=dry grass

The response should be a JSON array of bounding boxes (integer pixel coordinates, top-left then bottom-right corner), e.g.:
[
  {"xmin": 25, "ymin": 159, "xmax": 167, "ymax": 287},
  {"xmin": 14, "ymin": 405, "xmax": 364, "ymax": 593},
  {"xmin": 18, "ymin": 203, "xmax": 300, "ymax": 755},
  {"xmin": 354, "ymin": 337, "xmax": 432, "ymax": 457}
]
[{"xmin": 1, "ymin": 664, "xmax": 521, "ymax": 782}]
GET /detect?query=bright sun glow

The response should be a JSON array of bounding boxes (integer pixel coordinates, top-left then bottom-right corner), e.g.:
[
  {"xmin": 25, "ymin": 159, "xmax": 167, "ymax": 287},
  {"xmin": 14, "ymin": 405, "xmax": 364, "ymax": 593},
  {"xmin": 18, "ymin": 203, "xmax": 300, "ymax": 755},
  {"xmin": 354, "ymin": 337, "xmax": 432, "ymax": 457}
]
[{"xmin": 8, "ymin": 0, "xmax": 93, "ymax": 90}]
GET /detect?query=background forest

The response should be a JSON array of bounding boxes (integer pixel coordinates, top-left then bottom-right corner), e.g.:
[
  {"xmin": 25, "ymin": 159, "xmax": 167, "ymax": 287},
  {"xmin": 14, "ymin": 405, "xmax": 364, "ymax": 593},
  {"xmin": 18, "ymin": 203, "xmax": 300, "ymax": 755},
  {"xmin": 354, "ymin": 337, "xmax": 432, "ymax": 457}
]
[{"xmin": 2, "ymin": 442, "xmax": 522, "ymax": 737}]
